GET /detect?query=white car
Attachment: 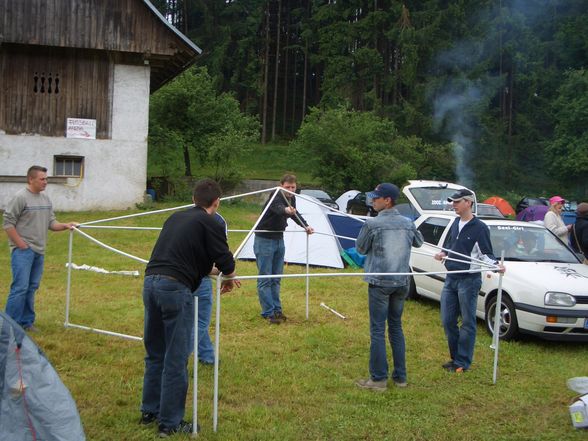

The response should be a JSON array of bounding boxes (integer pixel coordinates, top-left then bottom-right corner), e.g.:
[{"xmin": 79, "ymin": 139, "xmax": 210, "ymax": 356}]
[{"xmin": 403, "ymin": 180, "xmax": 588, "ymax": 341}]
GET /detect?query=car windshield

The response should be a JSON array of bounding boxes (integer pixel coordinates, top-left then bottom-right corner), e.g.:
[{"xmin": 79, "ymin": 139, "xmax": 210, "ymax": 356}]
[
  {"xmin": 301, "ymin": 189, "xmax": 331, "ymax": 199},
  {"xmin": 489, "ymin": 225, "xmax": 579, "ymax": 263},
  {"xmin": 407, "ymin": 187, "xmax": 459, "ymax": 211}
]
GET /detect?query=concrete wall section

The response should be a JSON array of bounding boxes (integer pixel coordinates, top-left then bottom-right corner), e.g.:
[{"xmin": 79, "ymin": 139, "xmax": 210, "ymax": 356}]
[{"xmin": 0, "ymin": 64, "xmax": 150, "ymax": 211}]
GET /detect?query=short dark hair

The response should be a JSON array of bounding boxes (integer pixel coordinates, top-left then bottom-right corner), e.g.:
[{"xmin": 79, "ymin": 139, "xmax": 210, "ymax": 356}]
[
  {"xmin": 193, "ymin": 179, "xmax": 221, "ymax": 208},
  {"xmin": 281, "ymin": 174, "xmax": 297, "ymax": 184},
  {"xmin": 27, "ymin": 165, "xmax": 47, "ymax": 180}
]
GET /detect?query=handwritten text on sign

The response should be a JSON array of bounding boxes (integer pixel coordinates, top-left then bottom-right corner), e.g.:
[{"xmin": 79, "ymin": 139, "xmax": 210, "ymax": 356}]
[{"xmin": 66, "ymin": 118, "xmax": 96, "ymax": 139}]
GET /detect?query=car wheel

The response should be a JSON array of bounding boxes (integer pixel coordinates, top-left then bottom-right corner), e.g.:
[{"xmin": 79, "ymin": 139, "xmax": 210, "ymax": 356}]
[{"xmin": 485, "ymin": 294, "xmax": 519, "ymax": 341}]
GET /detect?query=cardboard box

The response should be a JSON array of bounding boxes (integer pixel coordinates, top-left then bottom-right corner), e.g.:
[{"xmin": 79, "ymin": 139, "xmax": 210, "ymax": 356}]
[{"xmin": 570, "ymin": 394, "xmax": 588, "ymax": 429}]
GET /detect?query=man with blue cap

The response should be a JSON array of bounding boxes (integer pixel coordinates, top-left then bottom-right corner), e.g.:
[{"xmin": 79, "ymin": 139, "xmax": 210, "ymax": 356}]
[{"xmin": 355, "ymin": 183, "xmax": 423, "ymax": 392}]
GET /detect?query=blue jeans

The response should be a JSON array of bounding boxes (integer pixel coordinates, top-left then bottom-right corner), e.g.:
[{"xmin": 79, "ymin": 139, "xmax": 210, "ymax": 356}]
[
  {"xmin": 141, "ymin": 275, "xmax": 194, "ymax": 429},
  {"xmin": 191, "ymin": 277, "xmax": 214, "ymax": 363},
  {"xmin": 440, "ymin": 275, "xmax": 482, "ymax": 370},
  {"xmin": 5, "ymin": 247, "xmax": 45, "ymax": 328},
  {"xmin": 254, "ymin": 235, "xmax": 285, "ymax": 318},
  {"xmin": 368, "ymin": 284, "xmax": 408, "ymax": 383}
]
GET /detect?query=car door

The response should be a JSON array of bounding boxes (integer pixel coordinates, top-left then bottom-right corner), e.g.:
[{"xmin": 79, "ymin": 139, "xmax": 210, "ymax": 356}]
[{"xmin": 410, "ymin": 216, "xmax": 452, "ymax": 300}]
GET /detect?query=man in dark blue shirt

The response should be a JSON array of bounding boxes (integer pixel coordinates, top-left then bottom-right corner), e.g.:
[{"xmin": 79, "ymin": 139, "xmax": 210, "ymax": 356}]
[{"xmin": 434, "ymin": 189, "xmax": 504, "ymax": 373}]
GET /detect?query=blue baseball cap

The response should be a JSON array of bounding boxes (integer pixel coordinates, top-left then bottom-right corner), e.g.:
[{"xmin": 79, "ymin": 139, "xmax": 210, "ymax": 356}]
[{"xmin": 367, "ymin": 183, "xmax": 400, "ymax": 201}]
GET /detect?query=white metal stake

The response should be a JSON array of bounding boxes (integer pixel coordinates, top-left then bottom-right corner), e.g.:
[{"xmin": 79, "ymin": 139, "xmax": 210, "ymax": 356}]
[
  {"xmin": 305, "ymin": 233, "xmax": 310, "ymax": 320},
  {"xmin": 192, "ymin": 296, "xmax": 198, "ymax": 437},
  {"xmin": 213, "ymin": 275, "xmax": 222, "ymax": 432},
  {"xmin": 492, "ymin": 251, "xmax": 505, "ymax": 385},
  {"xmin": 64, "ymin": 229, "xmax": 74, "ymax": 327}
]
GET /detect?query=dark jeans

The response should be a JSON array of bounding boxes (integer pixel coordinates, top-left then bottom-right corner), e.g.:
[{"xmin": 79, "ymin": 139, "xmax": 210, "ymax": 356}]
[
  {"xmin": 368, "ymin": 284, "xmax": 408, "ymax": 383},
  {"xmin": 440, "ymin": 274, "xmax": 482, "ymax": 370},
  {"xmin": 254, "ymin": 235, "xmax": 285, "ymax": 318},
  {"xmin": 141, "ymin": 275, "xmax": 194, "ymax": 429}
]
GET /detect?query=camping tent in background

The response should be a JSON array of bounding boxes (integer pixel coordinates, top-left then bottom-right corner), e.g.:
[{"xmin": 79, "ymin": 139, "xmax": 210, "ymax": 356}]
[
  {"xmin": 0, "ymin": 312, "xmax": 86, "ymax": 441},
  {"xmin": 238, "ymin": 195, "xmax": 344, "ymax": 268},
  {"xmin": 335, "ymin": 190, "xmax": 360, "ymax": 213},
  {"xmin": 516, "ymin": 204, "xmax": 549, "ymax": 222},
  {"xmin": 326, "ymin": 212, "xmax": 364, "ymax": 250},
  {"xmin": 483, "ymin": 196, "xmax": 516, "ymax": 216}
]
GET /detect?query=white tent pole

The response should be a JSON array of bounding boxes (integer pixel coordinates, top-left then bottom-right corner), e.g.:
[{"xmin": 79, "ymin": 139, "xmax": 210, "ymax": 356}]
[
  {"xmin": 192, "ymin": 296, "xmax": 198, "ymax": 437},
  {"xmin": 305, "ymin": 233, "xmax": 310, "ymax": 320},
  {"xmin": 233, "ymin": 187, "xmax": 281, "ymax": 259},
  {"xmin": 64, "ymin": 229, "xmax": 74, "ymax": 327},
  {"xmin": 213, "ymin": 275, "xmax": 222, "ymax": 432},
  {"xmin": 492, "ymin": 251, "xmax": 505, "ymax": 384}
]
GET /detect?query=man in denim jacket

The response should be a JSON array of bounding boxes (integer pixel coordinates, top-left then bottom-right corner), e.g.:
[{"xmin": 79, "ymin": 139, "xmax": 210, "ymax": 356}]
[{"xmin": 355, "ymin": 183, "xmax": 423, "ymax": 392}]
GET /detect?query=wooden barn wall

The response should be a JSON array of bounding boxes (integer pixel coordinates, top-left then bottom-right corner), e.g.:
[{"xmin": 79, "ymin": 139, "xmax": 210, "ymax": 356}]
[
  {"xmin": 0, "ymin": 0, "xmax": 183, "ymax": 56},
  {"xmin": 0, "ymin": 45, "xmax": 112, "ymax": 138}
]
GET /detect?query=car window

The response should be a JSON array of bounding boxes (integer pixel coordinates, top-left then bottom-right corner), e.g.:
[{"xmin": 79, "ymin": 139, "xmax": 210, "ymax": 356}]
[
  {"xmin": 417, "ymin": 217, "xmax": 451, "ymax": 245},
  {"xmin": 407, "ymin": 187, "xmax": 457, "ymax": 211},
  {"xmin": 489, "ymin": 225, "xmax": 579, "ymax": 263}
]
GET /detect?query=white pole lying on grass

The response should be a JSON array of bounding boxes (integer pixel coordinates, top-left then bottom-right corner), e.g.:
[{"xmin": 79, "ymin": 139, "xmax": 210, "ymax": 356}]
[
  {"xmin": 492, "ymin": 251, "xmax": 505, "ymax": 385},
  {"xmin": 192, "ymin": 296, "xmax": 198, "ymax": 438},
  {"xmin": 320, "ymin": 302, "xmax": 346, "ymax": 320}
]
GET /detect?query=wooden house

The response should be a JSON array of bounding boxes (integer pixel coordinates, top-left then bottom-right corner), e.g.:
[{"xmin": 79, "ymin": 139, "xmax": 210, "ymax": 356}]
[{"xmin": 0, "ymin": 0, "xmax": 201, "ymax": 210}]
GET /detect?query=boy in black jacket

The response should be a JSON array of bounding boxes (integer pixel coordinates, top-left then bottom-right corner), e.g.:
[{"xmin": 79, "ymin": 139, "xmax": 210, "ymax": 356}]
[{"xmin": 434, "ymin": 189, "xmax": 504, "ymax": 373}]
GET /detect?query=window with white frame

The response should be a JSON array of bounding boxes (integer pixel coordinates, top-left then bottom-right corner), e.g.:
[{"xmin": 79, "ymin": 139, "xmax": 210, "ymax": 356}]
[{"xmin": 54, "ymin": 156, "xmax": 84, "ymax": 177}]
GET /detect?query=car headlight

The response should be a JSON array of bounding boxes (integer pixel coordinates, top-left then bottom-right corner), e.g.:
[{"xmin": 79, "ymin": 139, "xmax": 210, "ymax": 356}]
[{"xmin": 544, "ymin": 292, "xmax": 576, "ymax": 307}]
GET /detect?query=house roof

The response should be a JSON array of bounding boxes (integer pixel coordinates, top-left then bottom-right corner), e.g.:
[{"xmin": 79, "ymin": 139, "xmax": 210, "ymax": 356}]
[{"xmin": 0, "ymin": 0, "xmax": 203, "ymax": 93}]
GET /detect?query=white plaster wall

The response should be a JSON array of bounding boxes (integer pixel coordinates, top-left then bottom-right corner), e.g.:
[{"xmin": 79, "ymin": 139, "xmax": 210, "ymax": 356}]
[{"xmin": 0, "ymin": 64, "xmax": 150, "ymax": 212}]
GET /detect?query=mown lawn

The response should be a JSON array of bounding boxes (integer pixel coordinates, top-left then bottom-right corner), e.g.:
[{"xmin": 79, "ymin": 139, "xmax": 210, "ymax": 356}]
[{"xmin": 0, "ymin": 202, "xmax": 586, "ymax": 441}]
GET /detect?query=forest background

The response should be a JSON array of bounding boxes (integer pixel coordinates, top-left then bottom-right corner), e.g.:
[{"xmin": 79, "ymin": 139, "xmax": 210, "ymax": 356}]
[{"xmin": 147, "ymin": 0, "xmax": 588, "ymax": 200}]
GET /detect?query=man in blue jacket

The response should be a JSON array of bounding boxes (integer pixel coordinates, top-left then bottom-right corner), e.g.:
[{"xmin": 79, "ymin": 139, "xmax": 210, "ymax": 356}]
[
  {"xmin": 434, "ymin": 188, "xmax": 504, "ymax": 373},
  {"xmin": 355, "ymin": 183, "xmax": 423, "ymax": 392}
]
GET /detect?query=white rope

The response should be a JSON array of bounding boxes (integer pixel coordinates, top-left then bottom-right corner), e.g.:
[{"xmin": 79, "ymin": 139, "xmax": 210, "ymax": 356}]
[{"xmin": 65, "ymin": 263, "xmax": 140, "ymax": 276}]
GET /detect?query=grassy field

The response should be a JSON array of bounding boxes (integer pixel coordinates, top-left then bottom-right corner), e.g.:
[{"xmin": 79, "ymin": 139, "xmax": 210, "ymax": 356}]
[{"xmin": 1, "ymin": 202, "xmax": 586, "ymax": 441}]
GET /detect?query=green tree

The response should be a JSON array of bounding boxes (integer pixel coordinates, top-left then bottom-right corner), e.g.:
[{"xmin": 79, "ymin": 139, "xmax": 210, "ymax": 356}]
[
  {"xmin": 148, "ymin": 67, "xmax": 259, "ymax": 187},
  {"xmin": 292, "ymin": 106, "xmax": 453, "ymax": 195},
  {"xmin": 545, "ymin": 68, "xmax": 588, "ymax": 198}
]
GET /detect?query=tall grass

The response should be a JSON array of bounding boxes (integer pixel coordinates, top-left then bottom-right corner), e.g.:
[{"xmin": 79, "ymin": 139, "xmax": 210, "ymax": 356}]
[{"xmin": 0, "ymin": 203, "xmax": 586, "ymax": 440}]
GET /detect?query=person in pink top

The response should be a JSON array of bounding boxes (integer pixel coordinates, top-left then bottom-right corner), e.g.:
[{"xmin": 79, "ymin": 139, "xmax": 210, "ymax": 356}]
[{"xmin": 543, "ymin": 196, "xmax": 571, "ymax": 243}]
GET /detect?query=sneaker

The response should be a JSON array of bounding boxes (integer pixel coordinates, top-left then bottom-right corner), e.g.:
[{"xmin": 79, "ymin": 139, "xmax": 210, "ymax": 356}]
[
  {"xmin": 393, "ymin": 380, "xmax": 408, "ymax": 388},
  {"xmin": 274, "ymin": 312, "xmax": 287, "ymax": 322},
  {"xmin": 158, "ymin": 421, "xmax": 199, "ymax": 437},
  {"xmin": 442, "ymin": 360, "xmax": 455, "ymax": 370},
  {"xmin": 139, "ymin": 412, "xmax": 157, "ymax": 425},
  {"xmin": 199, "ymin": 359, "xmax": 214, "ymax": 366},
  {"xmin": 355, "ymin": 378, "xmax": 387, "ymax": 392},
  {"xmin": 24, "ymin": 325, "xmax": 39, "ymax": 333}
]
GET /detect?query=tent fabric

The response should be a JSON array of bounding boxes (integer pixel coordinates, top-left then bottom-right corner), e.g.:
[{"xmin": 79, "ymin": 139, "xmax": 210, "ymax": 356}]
[
  {"xmin": 327, "ymin": 212, "xmax": 365, "ymax": 250},
  {"xmin": 238, "ymin": 195, "xmax": 344, "ymax": 268},
  {"xmin": 483, "ymin": 196, "xmax": 515, "ymax": 216},
  {"xmin": 516, "ymin": 205, "xmax": 549, "ymax": 222},
  {"xmin": 0, "ymin": 312, "xmax": 86, "ymax": 441},
  {"xmin": 335, "ymin": 190, "xmax": 360, "ymax": 213}
]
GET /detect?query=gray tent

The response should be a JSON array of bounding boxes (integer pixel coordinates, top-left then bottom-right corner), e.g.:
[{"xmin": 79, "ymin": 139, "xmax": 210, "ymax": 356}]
[{"xmin": 0, "ymin": 312, "xmax": 85, "ymax": 441}]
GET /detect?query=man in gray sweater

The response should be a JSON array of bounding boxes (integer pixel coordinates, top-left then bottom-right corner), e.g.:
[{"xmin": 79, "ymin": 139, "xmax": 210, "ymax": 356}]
[{"xmin": 3, "ymin": 165, "xmax": 77, "ymax": 331}]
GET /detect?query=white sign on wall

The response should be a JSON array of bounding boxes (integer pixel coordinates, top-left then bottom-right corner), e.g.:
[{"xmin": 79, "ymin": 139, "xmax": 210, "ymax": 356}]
[{"xmin": 66, "ymin": 118, "xmax": 97, "ymax": 139}]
